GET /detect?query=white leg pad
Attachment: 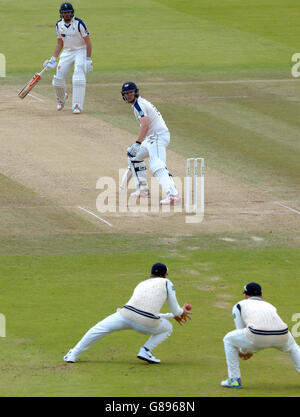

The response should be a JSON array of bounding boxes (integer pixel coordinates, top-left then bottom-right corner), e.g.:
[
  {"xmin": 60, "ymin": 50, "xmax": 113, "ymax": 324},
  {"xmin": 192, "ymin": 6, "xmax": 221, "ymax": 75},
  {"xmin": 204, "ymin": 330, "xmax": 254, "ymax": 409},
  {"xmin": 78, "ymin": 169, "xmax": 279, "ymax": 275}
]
[
  {"xmin": 129, "ymin": 157, "xmax": 148, "ymax": 191},
  {"xmin": 72, "ymin": 70, "xmax": 86, "ymax": 110},
  {"xmin": 52, "ymin": 76, "xmax": 66, "ymax": 102}
]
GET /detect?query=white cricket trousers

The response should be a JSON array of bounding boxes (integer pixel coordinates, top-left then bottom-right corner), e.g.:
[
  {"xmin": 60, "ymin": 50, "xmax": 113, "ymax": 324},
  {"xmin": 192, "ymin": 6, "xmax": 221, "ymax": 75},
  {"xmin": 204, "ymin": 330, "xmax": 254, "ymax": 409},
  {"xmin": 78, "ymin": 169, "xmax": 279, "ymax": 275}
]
[
  {"xmin": 53, "ymin": 48, "xmax": 87, "ymax": 110},
  {"xmin": 223, "ymin": 328, "xmax": 300, "ymax": 379},
  {"xmin": 71, "ymin": 310, "xmax": 173, "ymax": 360},
  {"xmin": 134, "ymin": 131, "xmax": 178, "ymax": 196}
]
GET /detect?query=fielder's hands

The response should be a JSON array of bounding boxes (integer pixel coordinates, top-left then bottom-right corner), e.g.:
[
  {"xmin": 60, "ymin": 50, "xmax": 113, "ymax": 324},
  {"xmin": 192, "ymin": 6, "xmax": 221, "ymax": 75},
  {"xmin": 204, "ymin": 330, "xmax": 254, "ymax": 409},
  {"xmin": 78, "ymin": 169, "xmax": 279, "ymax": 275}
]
[
  {"xmin": 127, "ymin": 141, "xmax": 141, "ymax": 157},
  {"xmin": 238, "ymin": 349, "xmax": 253, "ymax": 360},
  {"xmin": 86, "ymin": 57, "xmax": 93, "ymax": 73},
  {"xmin": 43, "ymin": 56, "xmax": 57, "ymax": 70},
  {"xmin": 174, "ymin": 306, "xmax": 192, "ymax": 326}
]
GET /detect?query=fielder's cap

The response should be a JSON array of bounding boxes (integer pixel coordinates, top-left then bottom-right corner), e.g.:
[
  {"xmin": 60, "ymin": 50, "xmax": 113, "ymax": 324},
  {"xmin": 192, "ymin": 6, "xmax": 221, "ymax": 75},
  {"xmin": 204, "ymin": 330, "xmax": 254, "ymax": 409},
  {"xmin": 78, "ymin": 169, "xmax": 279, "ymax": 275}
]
[
  {"xmin": 151, "ymin": 263, "xmax": 168, "ymax": 277},
  {"xmin": 243, "ymin": 282, "xmax": 262, "ymax": 296}
]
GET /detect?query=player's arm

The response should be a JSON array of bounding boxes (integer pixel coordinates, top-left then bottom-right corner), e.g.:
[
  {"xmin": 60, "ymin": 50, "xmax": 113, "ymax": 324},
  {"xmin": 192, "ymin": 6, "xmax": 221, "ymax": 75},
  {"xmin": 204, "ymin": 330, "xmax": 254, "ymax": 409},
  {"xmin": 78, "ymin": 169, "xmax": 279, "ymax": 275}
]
[
  {"xmin": 53, "ymin": 38, "xmax": 63, "ymax": 59},
  {"xmin": 137, "ymin": 116, "xmax": 150, "ymax": 143},
  {"xmin": 232, "ymin": 303, "xmax": 245, "ymax": 329},
  {"xmin": 165, "ymin": 280, "xmax": 183, "ymax": 316},
  {"xmin": 165, "ymin": 280, "xmax": 192, "ymax": 325},
  {"xmin": 43, "ymin": 38, "xmax": 63, "ymax": 70},
  {"xmin": 83, "ymin": 35, "xmax": 92, "ymax": 58},
  {"xmin": 127, "ymin": 116, "xmax": 150, "ymax": 156}
]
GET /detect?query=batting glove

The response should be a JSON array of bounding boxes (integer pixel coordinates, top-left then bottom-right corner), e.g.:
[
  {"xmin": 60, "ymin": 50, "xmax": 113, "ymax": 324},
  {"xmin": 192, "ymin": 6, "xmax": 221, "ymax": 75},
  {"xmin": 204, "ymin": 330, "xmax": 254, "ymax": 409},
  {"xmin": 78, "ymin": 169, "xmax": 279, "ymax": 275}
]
[
  {"xmin": 86, "ymin": 57, "xmax": 93, "ymax": 73},
  {"xmin": 127, "ymin": 141, "xmax": 141, "ymax": 157},
  {"xmin": 43, "ymin": 56, "xmax": 57, "ymax": 70}
]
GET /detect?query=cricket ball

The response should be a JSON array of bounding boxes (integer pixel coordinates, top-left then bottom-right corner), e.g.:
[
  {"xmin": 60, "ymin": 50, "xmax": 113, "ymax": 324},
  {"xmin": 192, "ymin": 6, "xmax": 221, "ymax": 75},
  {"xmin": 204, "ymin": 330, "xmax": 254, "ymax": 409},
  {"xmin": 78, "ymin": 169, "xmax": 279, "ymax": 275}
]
[{"xmin": 184, "ymin": 304, "xmax": 192, "ymax": 310}]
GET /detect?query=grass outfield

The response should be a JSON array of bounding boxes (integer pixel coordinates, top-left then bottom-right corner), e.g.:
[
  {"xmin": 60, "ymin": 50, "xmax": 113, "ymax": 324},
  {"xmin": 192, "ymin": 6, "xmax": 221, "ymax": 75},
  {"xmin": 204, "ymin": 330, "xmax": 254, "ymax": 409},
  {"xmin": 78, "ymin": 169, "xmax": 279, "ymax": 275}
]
[
  {"xmin": 1, "ymin": 248, "xmax": 300, "ymax": 397},
  {"xmin": 1, "ymin": 0, "xmax": 300, "ymax": 76},
  {"xmin": 1, "ymin": 0, "xmax": 300, "ymax": 398}
]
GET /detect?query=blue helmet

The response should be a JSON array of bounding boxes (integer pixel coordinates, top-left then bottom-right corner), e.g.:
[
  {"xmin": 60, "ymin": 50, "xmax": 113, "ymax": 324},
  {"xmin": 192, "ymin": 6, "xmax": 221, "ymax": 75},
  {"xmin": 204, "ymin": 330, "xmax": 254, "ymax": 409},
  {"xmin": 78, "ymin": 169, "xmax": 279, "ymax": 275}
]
[
  {"xmin": 121, "ymin": 81, "xmax": 139, "ymax": 101},
  {"xmin": 60, "ymin": 3, "xmax": 74, "ymax": 17}
]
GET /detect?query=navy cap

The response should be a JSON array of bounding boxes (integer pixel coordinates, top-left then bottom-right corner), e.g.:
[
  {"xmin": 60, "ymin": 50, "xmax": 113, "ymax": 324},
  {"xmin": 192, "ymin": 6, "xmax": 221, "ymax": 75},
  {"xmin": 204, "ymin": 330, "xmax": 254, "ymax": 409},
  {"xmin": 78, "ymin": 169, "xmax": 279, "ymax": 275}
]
[
  {"xmin": 151, "ymin": 263, "xmax": 168, "ymax": 277},
  {"xmin": 243, "ymin": 282, "xmax": 262, "ymax": 296}
]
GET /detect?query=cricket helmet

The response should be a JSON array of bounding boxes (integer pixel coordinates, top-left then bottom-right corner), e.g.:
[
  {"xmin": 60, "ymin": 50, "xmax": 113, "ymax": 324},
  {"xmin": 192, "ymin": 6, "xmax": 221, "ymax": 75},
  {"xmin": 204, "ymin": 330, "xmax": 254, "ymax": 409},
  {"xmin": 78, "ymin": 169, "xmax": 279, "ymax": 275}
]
[
  {"xmin": 60, "ymin": 2, "xmax": 74, "ymax": 17},
  {"xmin": 151, "ymin": 263, "xmax": 168, "ymax": 278},
  {"xmin": 121, "ymin": 81, "xmax": 139, "ymax": 101},
  {"xmin": 243, "ymin": 282, "xmax": 262, "ymax": 296}
]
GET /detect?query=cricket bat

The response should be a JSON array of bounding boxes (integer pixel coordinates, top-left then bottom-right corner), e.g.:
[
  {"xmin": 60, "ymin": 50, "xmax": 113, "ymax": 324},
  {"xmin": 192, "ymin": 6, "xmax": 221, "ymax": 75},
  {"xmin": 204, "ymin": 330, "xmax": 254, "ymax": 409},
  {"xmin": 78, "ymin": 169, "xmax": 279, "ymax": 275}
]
[{"xmin": 18, "ymin": 67, "xmax": 47, "ymax": 99}]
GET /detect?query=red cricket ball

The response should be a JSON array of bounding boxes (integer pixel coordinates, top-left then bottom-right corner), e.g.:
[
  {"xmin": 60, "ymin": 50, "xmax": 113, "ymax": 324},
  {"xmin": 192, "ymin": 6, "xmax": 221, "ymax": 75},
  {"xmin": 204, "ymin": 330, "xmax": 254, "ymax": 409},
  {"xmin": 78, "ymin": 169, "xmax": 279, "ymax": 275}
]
[{"xmin": 185, "ymin": 304, "xmax": 192, "ymax": 310}]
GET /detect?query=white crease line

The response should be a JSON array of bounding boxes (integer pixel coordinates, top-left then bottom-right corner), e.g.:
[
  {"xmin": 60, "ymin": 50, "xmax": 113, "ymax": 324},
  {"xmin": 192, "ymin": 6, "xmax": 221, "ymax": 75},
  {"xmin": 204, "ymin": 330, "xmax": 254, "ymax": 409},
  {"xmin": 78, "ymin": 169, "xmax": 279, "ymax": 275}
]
[
  {"xmin": 77, "ymin": 206, "xmax": 113, "ymax": 227},
  {"xmin": 274, "ymin": 202, "xmax": 300, "ymax": 215},
  {"xmin": 27, "ymin": 93, "xmax": 44, "ymax": 102}
]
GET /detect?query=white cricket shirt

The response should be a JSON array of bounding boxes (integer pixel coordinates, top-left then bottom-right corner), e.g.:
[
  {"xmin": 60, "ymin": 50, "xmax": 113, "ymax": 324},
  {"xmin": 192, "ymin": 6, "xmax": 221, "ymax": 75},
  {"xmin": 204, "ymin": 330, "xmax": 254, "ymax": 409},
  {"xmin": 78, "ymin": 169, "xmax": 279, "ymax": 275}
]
[
  {"xmin": 133, "ymin": 97, "xmax": 169, "ymax": 136},
  {"xmin": 56, "ymin": 17, "xmax": 89, "ymax": 51},
  {"xmin": 120, "ymin": 278, "xmax": 183, "ymax": 327},
  {"xmin": 232, "ymin": 297, "xmax": 288, "ymax": 333}
]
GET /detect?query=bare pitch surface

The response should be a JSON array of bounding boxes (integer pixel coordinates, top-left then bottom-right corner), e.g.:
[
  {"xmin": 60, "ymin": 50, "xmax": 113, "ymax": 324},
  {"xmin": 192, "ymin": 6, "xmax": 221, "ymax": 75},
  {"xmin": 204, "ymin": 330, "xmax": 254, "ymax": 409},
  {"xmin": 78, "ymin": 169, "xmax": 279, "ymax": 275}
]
[{"xmin": 1, "ymin": 85, "xmax": 299, "ymax": 236}]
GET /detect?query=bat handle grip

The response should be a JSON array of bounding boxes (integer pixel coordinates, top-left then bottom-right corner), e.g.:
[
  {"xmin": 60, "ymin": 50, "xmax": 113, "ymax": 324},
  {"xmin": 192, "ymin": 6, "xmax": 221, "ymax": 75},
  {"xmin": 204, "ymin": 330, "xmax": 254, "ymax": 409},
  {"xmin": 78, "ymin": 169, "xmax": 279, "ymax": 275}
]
[{"xmin": 38, "ymin": 67, "xmax": 48, "ymax": 76}]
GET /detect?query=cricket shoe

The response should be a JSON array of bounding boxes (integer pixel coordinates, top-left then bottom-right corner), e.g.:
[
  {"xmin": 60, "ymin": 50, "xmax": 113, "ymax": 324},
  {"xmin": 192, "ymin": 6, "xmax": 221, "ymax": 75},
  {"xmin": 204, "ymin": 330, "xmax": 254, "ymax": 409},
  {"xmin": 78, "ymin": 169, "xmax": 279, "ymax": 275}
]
[
  {"xmin": 221, "ymin": 378, "xmax": 242, "ymax": 388},
  {"xmin": 137, "ymin": 347, "xmax": 160, "ymax": 364},
  {"xmin": 72, "ymin": 104, "xmax": 82, "ymax": 114},
  {"xmin": 160, "ymin": 194, "xmax": 181, "ymax": 205},
  {"xmin": 130, "ymin": 190, "xmax": 150, "ymax": 198},
  {"xmin": 57, "ymin": 93, "xmax": 68, "ymax": 111},
  {"xmin": 63, "ymin": 348, "xmax": 76, "ymax": 363}
]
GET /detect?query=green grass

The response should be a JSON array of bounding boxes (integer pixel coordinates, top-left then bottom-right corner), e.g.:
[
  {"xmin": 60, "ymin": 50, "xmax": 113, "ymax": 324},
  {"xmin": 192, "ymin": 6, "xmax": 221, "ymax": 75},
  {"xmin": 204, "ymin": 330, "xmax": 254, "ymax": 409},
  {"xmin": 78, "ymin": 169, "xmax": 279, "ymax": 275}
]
[
  {"xmin": 1, "ymin": 0, "xmax": 299, "ymax": 76},
  {"xmin": 0, "ymin": 174, "xmax": 99, "ymax": 235},
  {"xmin": 1, "ymin": 0, "xmax": 300, "ymax": 398},
  {"xmin": 1, "ymin": 248, "xmax": 300, "ymax": 396}
]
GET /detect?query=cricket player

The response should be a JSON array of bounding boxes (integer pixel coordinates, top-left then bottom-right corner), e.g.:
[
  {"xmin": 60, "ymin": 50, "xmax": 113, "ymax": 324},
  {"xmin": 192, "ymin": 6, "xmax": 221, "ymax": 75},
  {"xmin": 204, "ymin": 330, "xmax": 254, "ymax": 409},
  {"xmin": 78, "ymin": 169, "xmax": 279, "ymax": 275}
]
[
  {"xmin": 120, "ymin": 82, "xmax": 180, "ymax": 205},
  {"xmin": 43, "ymin": 2, "xmax": 93, "ymax": 113},
  {"xmin": 63, "ymin": 263, "xmax": 191, "ymax": 364},
  {"xmin": 221, "ymin": 282, "xmax": 300, "ymax": 388}
]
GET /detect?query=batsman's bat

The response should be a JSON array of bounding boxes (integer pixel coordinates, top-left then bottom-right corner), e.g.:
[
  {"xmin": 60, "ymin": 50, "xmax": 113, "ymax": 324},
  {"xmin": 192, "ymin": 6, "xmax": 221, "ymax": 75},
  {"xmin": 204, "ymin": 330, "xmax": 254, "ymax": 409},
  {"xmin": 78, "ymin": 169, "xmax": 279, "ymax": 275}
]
[{"xmin": 18, "ymin": 67, "xmax": 47, "ymax": 99}]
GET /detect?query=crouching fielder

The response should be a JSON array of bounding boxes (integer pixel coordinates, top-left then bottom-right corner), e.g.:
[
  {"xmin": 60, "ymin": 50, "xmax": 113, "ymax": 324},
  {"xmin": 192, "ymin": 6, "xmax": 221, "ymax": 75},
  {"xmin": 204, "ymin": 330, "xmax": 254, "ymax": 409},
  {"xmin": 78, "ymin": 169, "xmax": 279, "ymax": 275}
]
[
  {"xmin": 221, "ymin": 282, "xmax": 300, "ymax": 388},
  {"xmin": 43, "ymin": 3, "xmax": 93, "ymax": 113},
  {"xmin": 63, "ymin": 263, "xmax": 191, "ymax": 364}
]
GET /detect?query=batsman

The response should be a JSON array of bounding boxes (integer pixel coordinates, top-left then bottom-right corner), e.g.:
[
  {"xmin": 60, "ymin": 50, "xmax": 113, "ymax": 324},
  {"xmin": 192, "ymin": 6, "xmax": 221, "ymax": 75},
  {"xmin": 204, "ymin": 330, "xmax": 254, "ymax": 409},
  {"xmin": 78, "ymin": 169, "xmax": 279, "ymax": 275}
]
[
  {"xmin": 43, "ymin": 3, "xmax": 93, "ymax": 113},
  {"xmin": 120, "ymin": 82, "xmax": 180, "ymax": 205}
]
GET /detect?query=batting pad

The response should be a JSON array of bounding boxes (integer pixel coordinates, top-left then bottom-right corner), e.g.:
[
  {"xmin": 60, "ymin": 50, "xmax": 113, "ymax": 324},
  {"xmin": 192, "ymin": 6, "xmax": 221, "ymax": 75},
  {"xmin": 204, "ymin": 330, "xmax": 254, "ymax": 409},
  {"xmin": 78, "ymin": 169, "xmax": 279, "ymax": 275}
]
[
  {"xmin": 72, "ymin": 78, "xmax": 86, "ymax": 110},
  {"xmin": 52, "ymin": 76, "xmax": 66, "ymax": 102}
]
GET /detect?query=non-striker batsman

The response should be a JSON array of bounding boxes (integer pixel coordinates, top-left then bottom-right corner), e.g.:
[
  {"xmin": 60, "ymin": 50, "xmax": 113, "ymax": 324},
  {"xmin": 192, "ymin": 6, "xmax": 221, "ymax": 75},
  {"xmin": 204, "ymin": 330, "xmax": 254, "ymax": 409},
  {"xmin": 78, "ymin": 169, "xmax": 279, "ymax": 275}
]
[{"xmin": 43, "ymin": 3, "xmax": 93, "ymax": 113}]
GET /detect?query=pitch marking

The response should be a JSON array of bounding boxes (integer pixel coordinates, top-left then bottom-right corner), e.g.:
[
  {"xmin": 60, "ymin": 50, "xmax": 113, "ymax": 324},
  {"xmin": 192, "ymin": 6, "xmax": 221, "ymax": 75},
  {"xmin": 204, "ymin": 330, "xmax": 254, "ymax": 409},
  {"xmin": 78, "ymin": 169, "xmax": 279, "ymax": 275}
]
[
  {"xmin": 27, "ymin": 93, "xmax": 44, "ymax": 102},
  {"xmin": 274, "ymin": 202, "xmax": 300, "ymax": 215},
  {"xmin": 77, "ymin": 206, "xmax": 113, "ymax": 227},
  {"xmin": 219, "ymin": 237, "xmax": 237, "ymax": 242}
]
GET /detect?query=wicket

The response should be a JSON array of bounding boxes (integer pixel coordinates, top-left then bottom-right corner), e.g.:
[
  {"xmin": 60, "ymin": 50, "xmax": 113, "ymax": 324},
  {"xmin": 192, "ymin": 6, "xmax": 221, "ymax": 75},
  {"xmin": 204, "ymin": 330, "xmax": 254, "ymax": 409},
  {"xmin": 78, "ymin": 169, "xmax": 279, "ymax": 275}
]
[{"xmin": 186, "ymin": 158, "xmax": 205, "ymax": 214}]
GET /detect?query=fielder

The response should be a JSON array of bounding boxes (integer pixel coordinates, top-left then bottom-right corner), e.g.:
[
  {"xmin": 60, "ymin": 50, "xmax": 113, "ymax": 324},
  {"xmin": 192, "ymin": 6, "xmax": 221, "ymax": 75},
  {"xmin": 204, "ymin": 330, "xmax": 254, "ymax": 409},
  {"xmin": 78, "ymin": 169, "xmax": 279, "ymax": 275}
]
[
  {"xmin": 120, "ymin": 82, "xmax": 180, "ymax": 205},
  {"xmin": 63, "ymin": 263, "xmax": 191, "ymax": 364},
  {"xmin": 43, "ymin": 2, "xmax": 93, "ymax": 113},
  {"xmin": 221, "ymin": 282, "xmax": 300, "ymax": 388}
]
